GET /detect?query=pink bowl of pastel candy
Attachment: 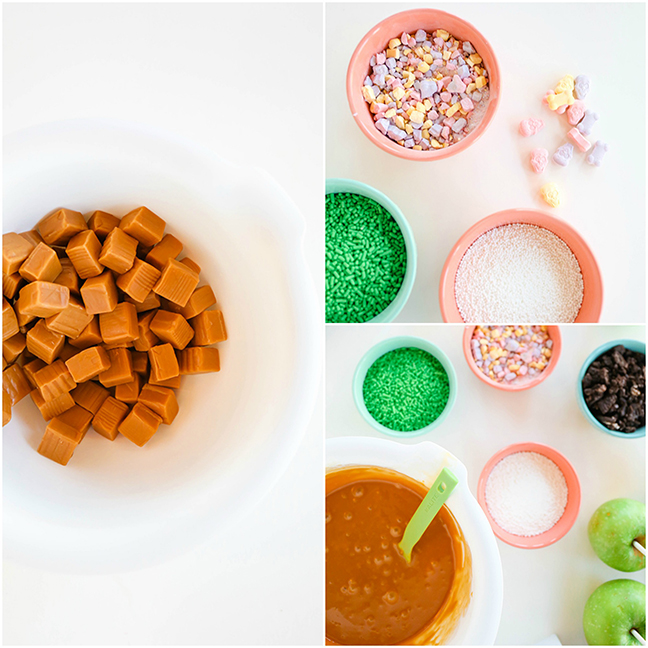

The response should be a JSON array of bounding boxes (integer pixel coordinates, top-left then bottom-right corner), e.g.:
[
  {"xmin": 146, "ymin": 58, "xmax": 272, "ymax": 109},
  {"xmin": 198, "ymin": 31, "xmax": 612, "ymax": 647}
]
[
  {"xmin": 462, "ymin": 325, "xmax": 562, "ymax": 391},
  {"xmin": 346, "ymin": 8, "xmax": 501, "ymax": 160}
]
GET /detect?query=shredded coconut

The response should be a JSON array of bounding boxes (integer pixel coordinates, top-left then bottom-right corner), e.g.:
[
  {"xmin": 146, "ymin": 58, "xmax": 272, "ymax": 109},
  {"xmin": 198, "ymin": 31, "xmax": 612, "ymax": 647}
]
[
  {"xmin": 454, "ymin": 224, "xmax": 584, "ymax": 322},
  {"xmin": 485, "ymin": 451, "xmax": 568, "ymax": 536}
]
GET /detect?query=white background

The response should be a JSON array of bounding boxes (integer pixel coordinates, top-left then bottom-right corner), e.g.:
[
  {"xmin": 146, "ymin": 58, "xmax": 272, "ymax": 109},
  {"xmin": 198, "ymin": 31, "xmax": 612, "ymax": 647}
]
[
  {"xmin": 326, "ymin": 324, "xmax": 646, "ymax": 645},
  {"xmin": 3, "ymin": 3, "xmax": 323, "ymax": 645},
  {"xmin": 326, "ymin": 2, "xmax": 646, "ymax": 324}
]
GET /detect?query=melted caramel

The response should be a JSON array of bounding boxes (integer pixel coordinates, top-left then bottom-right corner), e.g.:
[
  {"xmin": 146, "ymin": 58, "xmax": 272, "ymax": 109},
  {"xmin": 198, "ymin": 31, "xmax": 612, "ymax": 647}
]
[{"xmin": 326, "ymin": 466, "xmax": 471, "ymax": 645}]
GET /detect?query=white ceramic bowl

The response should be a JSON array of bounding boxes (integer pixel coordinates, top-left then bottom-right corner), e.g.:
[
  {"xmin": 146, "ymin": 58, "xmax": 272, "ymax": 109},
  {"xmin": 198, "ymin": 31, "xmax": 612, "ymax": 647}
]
[
  {"xmin": 4, "ymin": 120, "xmax": 321, "ymax": 572},
  {"xmin": 326, "ymin": 436, "xmax": 503, "ymax": 645}
]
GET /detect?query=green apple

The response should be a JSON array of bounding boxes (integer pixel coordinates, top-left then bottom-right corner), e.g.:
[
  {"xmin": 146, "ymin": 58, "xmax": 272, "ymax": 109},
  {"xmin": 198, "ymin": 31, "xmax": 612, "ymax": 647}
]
[
  {"xmin": 583, "ymin": 579, "xmax": 645, "ymax": 646},
  {"xmin": 588, "ymin": 499, "xmax": 646, "ymax": 572}
]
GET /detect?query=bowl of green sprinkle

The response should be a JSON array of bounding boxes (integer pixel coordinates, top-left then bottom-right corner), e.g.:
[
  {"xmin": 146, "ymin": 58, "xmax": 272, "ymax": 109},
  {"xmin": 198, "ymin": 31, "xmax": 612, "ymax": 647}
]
[
  {"xmin": 352, "ymin": 336, "xmax": 457, "ymax": 437},
  {"xmin": 326, "ymin": 178, "xmax": 417, "ymax": 323}
]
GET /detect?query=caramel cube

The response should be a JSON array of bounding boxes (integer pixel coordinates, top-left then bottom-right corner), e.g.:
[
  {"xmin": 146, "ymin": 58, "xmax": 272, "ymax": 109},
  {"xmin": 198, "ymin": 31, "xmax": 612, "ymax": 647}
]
[
  {"xmin": 138, "ymin": 383, "xmax": 179, "ymax": 425},
  {"xmin": 3, "ymin": 233, "xmax": 36, "ymax": 275},
  {"xmin": 3, "ymin": 332, "xmax": 26, "ymax": 364},
  {"xmin": 98, "ymin": 227, "xmax": 138, "ymax": 274},
  {"xmin": 68, "ymin": 317, "xmax": 103, "ymax": 350},
  {"xmin": 116, "ymin": 258, "xmax": 161, "ymax": 302},
  {"xmin": 191, "ymin": 310, "xmax": 227, "ymax": 346},
  {"xmin": 118, "ymin": 402, "xmax": 162, "ymax": 447},
  {"xmin": 13, "ymin": 296, "xmax": 36, "ymax": 329},
  {"xmin": 3, "ymin": 363, "xmax": 31, "ymax": 404},
  {"xmin": 23, "ymin": 358, "xmax": 46, "ymax": 388},
  {"xmin": 18, "ymin": 282, "xmax": 70, "ymax": 318},
  {"xmin": 133, "ymin": 311, "xmax": 160, "ymax": 352},
  {"xmin": 179, "ymin": 257, "xmax": 201, "ymax": 274},
  {"xmin": 148, "ymin": 343, "xmax": 179, "ymax": 382},
  {"xmin": 145, "ymin": 234, "xmax": 183, "ymax": 270},
  {"xmin": 3, "ymin": 299, "xmax": 19, "ymax": 341},
  {"xmin": 19, "ymin": 242, "xmax": 62, "ymax": 283},
  {"xmin": 120, "ymin": 207, "xmax": 165, "ymax": 247},
  {"xmin": 37, "ymin": 417, "xmax": 84, "ymax": 465},
  {"xmin": 98, "ymin": 347, "xmax": 133, "ymax": 387},
  {"xmin": 92, "ymin": 396, "xmax": 130, "ymax": 440},
  {"xmin": 31, "ymin": 389, "xmax": 75, "ymax": 421},
  {"xmin": 131, "ymin": 351, "xmax": 149, "ymax": 374},
  {"xmin": 45, "ymin": 296, "xmax": 93, "ymax": 338},
  {"xmin": 99, "ymin": 302, "xmax": 138, "ymax": 345},
  {"xmin": 148, "ymin": 374, "xmax": 181, "ymax": 389},
  {"xmin": 54, "ymin": 258, "xmax": 80, "ymax": 295},
  {"xmin": 166, "ymin": 285, "xmax": 216, "ymax": 320},
  {"xmin": 87, "ymin": 211, "xmax": 120, "ymax": 240},
  {"xmin": 150, "ymin": 310, "xmax": 194, "ymax": 350},
  {"xmin": 58, "ymin": 342, "xmax": 81, "ymax": 363},
  {"xmin": 125, "ymin": 291, "xmax": 160, "ymax": 313},
  {"xmin": 33, "ymin": 360, "xmax": 76, "ymax": 401},
  {"xmin": 178, "ymin": 347, "xmax": 220, "ymax": 374},
  {"xmin": 114, "ymin": 372, "xmax": 142, "ymax": 404},
  {"xmin": 66, "ymin": 230, "xmax": 104, "ymax": 279},
  {"xmin": 71, "ymin": 381, "xmax": 109, "ymax": 415},
  {"xmin": 153, "ymin": 259, "xmax": 199, "ymax": 307},
  {"xmin": 26, "ymin": 320, "xmax": 65, "ymax": 364},
  {"xmin": 19, "ymin": 230, "xmax": 44, "ymax": 248},
  {"xmin": 3, "ymin": 388, "xmax": 11, "ymax": 426},
  {"xmin": 59, "ymin": 404, "xmax": 93, "ymax": 438},
  {"xmin": 80, "ymin": 270, "xmax": 118, "ymax": 315},
  {"xmin": 65, "ymin": 346, "xmax": 111, "ymax": 383},
  {"xmin": 3, "ymin": 272, "xmax": 24, "ymax": 300},
  {"xmin": 38, "ymin": 208, "xmax": 87, "ymax": 246}
]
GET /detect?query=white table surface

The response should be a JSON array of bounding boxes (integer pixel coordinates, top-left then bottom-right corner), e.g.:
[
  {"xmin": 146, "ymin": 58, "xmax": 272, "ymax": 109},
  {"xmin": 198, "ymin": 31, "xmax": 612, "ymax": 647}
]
[
  {"xmin": 326, "ymin": 323, "xmax": 646, "ymax": 645},
  {"xmin": 3, "ymin": 4, "xmax": 323, "ymax": 645},
  {"xmin": 326, "ymin": 2, "xmax": 646, "ymax": 324}
]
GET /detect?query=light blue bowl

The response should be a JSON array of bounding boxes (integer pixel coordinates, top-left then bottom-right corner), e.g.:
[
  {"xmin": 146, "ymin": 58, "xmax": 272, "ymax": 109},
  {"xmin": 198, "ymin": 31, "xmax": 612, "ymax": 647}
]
[
  {"xmin": 352, "ymin": 336, "xmax": 457, "ymax": 438},
  {"xmin": 325, "ymin": 178, "xmax": 417, "ymax": 323},
  {"xmin": 577, "ymin": 339, "xmax": 645, "ymax": 439}
]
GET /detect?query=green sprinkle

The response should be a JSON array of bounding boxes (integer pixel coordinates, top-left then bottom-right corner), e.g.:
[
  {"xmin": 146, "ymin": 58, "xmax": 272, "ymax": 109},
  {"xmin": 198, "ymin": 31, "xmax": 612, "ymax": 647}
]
[
  {"xmin": 362, "ymin": 348, "xmax": 450, "ymax": 432},
  {"xmin": 325, "ymin": 192, "xmax": 406, "ymax": 323}
]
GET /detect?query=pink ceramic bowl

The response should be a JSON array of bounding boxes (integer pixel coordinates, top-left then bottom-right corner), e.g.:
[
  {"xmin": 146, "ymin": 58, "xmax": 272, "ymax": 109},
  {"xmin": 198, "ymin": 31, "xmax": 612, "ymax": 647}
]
[
  {"xmin": 439, "ymin": 209, "xmax": 603, "ymax": 322},
  {"xmin": 462, "ymin": 325, "xmax": 562, "ymax": 392},
  {"xmin": 346, "ymin": 9, "xmax": 501, "ymax": 161},
  {"xmin": 477, "ymin": 442, "xmax": 581, "ymax": 549}
]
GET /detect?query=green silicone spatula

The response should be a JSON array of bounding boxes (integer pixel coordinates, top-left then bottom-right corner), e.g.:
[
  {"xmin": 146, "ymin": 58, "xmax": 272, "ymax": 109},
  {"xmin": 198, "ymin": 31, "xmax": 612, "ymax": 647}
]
[{"xmin": 398, "ymin": 467, "xmax": 459, "ymax": 564}]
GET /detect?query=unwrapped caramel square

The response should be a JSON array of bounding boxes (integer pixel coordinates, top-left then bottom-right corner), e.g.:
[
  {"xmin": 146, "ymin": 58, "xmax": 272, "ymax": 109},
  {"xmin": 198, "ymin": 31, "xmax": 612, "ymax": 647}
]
[
  {"xmin": 165, "ymin": 285, "xmax": 216, "ymax": 320},
  {"xmin": 58, "ymin": 403, "xmax": 93, "ymax": 438},
  {"xmin": 116, "ymin": 258, "xmax": 161, "ymax": 302},
  {"xmin": 23, "ymin": 358, "xmax": 46, "ymax": 388},
  {"xmin": 178, "ymin": 347, "xmax": 220, "ymax": 374},
  {"xmin": 3, "ymin": 299, "xmax": 19, "ymax": 341},
  {"xmin": 148, "ymin": 374, "xmax": 182, "ymax": 389},
  {"xmin": 153, "ymin": 259, "xmax": 199, "ymax": 307},
  {"xmin": 150, "ymin": 310, "xmax": 194, "ymax": 350},
  {"xmin": 31, "ymin": 389, "xmax": 75, "ymax": 421},
  {"xmin": 125, "ymin": 291, "xmax": 161, "ymax": 313},
  {"xmin": 138, "ymin": 383, "xmax": 179, "ymax": 424},
  {"xmin": 68, "ymin": 317, "xmax": 103, "ymax": 350},
  {"xmin": 3, "ymin": 272, "xmax": 24, "ymax": 300},
  {"xmin": 54, "ymin": 258, "xmax": 80, "ymax": 295},
  {"xmin": 191, "ymin": 310, "xmax": 227, "ymax": 346},
  {"xmin": 65, "ymin": 346, "xmax": 111, "ymax": 383},
  {"xmin": 179, "ymin": 257, "xmax": 201, "ymax": 275},
  {"xmin": 72, "ymin": 380, "xmax": 110, "ymax": 415},
  {"xmin": 3, "ymin": 363, "xmax": 31, "ymax": 404},
  {"xmin": 38, "ymin": 208, "xmax": 87, "ymax": 246},
  {"xmin": 37, "ymin": 417, "xmax": 84, "ymax": 465},
  {"xmin": 131, "ymin": 351, "xmax": 149, "ymax": 374},
  {"xmin": 133, "ymin": 311, "xmax": 160, "ymax": 352},
  {"xmin": 19, "ymin": 230, "xmax": 44, "ymax": 248},
  {"xmin": 80, "ymin": 270, "xmax": 118, "ymax": 315},
  {"xmin": 66, "ymin": 229, "xmax": 104, "ymax": 279},
  {"xmin": 98, "ymin": 227, "xmax": 138, "ymax": 274},
  {"xmin": 145, "ymin": 234, "xmax": 183, "ymax": 270},
  {"xmin": 114, "ymin": 372, "xmax": 142, "ymax": 404},
  {"xmin": 18, "ymin": 242, "xmax": 62, "ymax": 283},
  {"xmin": 148, "ymin": 343, "xmax": 179, "ymax": 383},
  {"xmin": 3, "ymin": 332, "xmax": 26, "ymax": 364},
  {"xmin": 118, "ymin": 402, "xmax": 162, "ymax": 447},
  {"xmin": 18, "ymin": 282, "xmax": 70, "ymax": 318},
  {"xmin": 26, "ymin": 320, "xmax": 65, "ymax": 364},
  {"xmin": 92, "ymin": 396, "xmax": 130, "ymax": 440},
  {"xmin": 33, "ymin": 360, "xmax": 77, "ymax": 401},
  {"xmin": 99, "ymin": 302, "xmax": 138, "ymax": 345},
  {"xmin": 120, "ymin": 207, "xmax": 165, "ymax": 247},
  {"xmin": 98, "ymin": 347, "xmax": 134, "ymax": 387},
  {"xmin": 45, "ymin": 296, "xmax": 93, "ymax": 338},
  {"xmin": 3, "ymin": 232, "xmax": 35, "ymax": 275},
  {"xmin": 87, "ymin": 210, "xmax": 120, "ymax": 240}
]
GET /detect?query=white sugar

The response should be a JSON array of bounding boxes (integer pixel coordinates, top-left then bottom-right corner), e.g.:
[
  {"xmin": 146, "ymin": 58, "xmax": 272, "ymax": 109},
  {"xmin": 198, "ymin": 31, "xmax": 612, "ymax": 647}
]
[
  {"xmin": 485, "ymin": 451, "xmax": 568, "ymax": 537},
  {"xmin": 454, "ymin": 224, "xmax": 584, "ymax": 322}
]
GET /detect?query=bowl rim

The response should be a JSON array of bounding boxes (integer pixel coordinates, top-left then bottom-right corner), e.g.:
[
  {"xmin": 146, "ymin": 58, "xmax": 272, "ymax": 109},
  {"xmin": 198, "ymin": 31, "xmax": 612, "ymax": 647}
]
[
  {"xmin": 576, "ymin": 338, "xmax": 646, "ymax": 439},
  {"xmin": 325, "ymin": 177, "xmax": 417, "ymax": 323},
  {"xmin": 346, "ymin": 7, "xmax": 501, "ymax": 161},
  {"xmin": 352, "ymin": 335, "xmax": 458, "ymax": 438},
  {"xmin": 477, "ymin": 442, "xmax": 581, "ymax": 549},
  {"xmin": 462, "ymin": 325, "xmax": 562, "ymax": 391},
  {"xmin": 438, "ymin": 208, "xmax": 603, "ymax": 323}
]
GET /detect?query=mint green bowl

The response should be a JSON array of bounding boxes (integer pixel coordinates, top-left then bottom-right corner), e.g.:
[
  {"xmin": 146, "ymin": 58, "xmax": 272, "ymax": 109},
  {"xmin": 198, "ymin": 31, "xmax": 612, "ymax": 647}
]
[
  {"xmin": 352, "ymin": 336, "xmax": 458, "ymax": 438},
  {"xmin": 326, "ymin": 178, "xmax": 417, "ymax": 323}
]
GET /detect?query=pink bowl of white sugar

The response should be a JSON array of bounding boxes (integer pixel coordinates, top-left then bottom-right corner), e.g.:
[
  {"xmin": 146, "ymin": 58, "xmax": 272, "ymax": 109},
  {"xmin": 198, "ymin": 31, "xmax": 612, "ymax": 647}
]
[{"xmin": 477, "ymin": 442, "xmax": 581, "ymax": 549}]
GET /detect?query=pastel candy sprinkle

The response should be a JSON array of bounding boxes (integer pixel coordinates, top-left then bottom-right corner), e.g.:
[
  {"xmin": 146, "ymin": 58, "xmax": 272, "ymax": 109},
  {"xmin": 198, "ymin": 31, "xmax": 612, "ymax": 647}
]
[
  {"xmin": 587, "ymin": 140, "xmax": 609, "ymax": 167},
  {"xmin": 567, "ymin": 101, "xmax": 586, "ymax": 126},
  {"xmin": 540, "ymin": 182, "xmax": 561, "ymax": 208},
  {"xmin": 577, "ymin": 110, "xmax": 599, "ymax": 136},
  {"xmin": 567, "ymin": 127, "xmax": 592, "ymax": 153},
  {"xmin": 519, "ymin": 117, "xmax": 544, "ymax": 137},
  {"xmin": 553, "ymin": 143, "xmax": 574, "ymax": 167},
  {"xmin": 574, "ymin": 74, "xmax": 590, "ymax": 100},
  {"xmin": 530, "ymin": 148, "xmax": 549, "ymax": 174}
]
